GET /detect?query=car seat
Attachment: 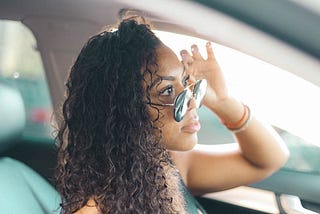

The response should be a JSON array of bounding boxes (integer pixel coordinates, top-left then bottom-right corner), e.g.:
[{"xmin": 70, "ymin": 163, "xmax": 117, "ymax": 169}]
[{"xmin": 0, "ymin": 82, "xmax": 61, "ymax": 214}]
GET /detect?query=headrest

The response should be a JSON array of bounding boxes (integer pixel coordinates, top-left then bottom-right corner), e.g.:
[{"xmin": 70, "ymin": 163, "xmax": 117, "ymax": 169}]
[{"xmin": 0, "ymin": 82, "xmax": 26, "ymax": 152}]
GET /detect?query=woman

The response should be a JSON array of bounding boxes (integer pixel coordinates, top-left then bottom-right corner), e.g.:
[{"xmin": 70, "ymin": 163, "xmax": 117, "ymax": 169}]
[{"xmin": 56, "ymin": 17, "xmax": 289, "ymax": 213}]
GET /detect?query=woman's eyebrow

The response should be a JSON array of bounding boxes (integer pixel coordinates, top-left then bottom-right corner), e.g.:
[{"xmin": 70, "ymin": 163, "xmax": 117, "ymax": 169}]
[
  {"xmin": 150, "ymin": 76, "xmax": 175, "ymax": 89},
  {"xmin": 149, "ymin": 65, "xmax": 184, "ymax": 89}
]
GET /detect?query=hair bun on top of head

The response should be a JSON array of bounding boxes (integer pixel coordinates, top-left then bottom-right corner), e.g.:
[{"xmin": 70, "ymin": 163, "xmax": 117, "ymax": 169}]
[{"xmin": 118, "ymin": 8, "xmax": 153, "ymax": 27}]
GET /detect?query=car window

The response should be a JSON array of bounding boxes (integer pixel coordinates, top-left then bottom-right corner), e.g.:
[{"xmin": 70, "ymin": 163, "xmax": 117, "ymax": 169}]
[
  {"xmin": 0, "ymin": 20, "xmax": 53, "ymax": 142},
  {"xmin": 156, "ymin": 31, "xmax": 320, "ymax": 175}
]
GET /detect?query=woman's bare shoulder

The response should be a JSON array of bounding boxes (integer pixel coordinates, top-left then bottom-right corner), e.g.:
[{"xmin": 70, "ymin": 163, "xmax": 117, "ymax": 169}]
[{"xmin": 74, "ymin": 199, "xmax": 99, "ymax": 214}]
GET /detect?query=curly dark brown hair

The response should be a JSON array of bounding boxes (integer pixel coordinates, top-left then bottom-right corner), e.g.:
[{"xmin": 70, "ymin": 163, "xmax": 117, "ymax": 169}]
[{"xmin": 55, "ymin": 19, "xmax": 185, "ymax": 213}]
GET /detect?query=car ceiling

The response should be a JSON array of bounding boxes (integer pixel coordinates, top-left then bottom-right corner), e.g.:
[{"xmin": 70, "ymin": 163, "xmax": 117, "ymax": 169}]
[
  {"xmin": 0, "ymin": 0, "xmax": 190, "ymax": 34},
  {"xmin": 0, "ymin": 0, "xmax": 120, "ymax": 25},
  {"xmin": 1, "ymin": 0, "xmax": 319, "ymax": 59}
]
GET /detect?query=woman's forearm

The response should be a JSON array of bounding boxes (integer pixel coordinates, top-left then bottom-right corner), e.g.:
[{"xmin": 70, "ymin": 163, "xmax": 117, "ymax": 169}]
[
  {"xmin": 235, "ymin": 117, "xmax": 290, "ymax": 170},
  {"xmin": 207, "ymin": 97, "xmax": 290, "ymax": 170}
]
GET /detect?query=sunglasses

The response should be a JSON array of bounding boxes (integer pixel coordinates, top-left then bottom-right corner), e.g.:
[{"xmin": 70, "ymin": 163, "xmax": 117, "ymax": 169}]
[{"xmin": 147, "ymin": 79, "xmax": 207, "ymax": 122}]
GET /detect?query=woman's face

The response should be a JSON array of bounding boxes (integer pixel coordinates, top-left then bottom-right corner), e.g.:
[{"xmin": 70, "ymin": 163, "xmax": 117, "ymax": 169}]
[{"xmin": 146, "ymin": 44, "xmax": 200, "ymax": 151}]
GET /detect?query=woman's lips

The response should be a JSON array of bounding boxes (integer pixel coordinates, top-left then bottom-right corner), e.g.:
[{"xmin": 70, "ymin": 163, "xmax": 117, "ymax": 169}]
[{"xmin": 181, "ymin": 121, "xmax": 201, "ymax": 133}]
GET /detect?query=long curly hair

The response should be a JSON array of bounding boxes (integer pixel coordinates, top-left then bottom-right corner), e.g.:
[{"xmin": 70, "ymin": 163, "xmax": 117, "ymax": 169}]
[{"xmin": 55, "ymin": 19, "xmax": 185, "ymax": 213}]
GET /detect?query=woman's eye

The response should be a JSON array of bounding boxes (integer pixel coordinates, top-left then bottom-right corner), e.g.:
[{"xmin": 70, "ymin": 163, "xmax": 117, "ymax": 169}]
[
  {"xmin": 182, "ymin": 75, "xmax": 190, "ymax": 87},
  {"xmin": 160, "ymin": 86, "xmax": 174, "ymax": 96}
]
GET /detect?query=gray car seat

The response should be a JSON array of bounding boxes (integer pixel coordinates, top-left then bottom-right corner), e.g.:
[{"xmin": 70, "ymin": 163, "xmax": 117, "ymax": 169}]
[
  {"xmin": 0, "ymin": 157, "xmax": 61, "ymax": 214},
  {"xmin": 0, "ymin": 82, "xmax": 61, "ymax": 214}
]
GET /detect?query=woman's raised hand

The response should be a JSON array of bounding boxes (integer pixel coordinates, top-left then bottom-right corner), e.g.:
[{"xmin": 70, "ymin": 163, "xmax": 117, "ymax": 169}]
[{"xmin": 180, "ymin": 43, "xmax": 229, "ymax": 108}]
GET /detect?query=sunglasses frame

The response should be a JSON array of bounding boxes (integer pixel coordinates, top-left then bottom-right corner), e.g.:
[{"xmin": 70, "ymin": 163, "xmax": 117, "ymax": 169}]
[{"xmin": 147, "ymin": 79, "xmax": 207, "ymax": 122}]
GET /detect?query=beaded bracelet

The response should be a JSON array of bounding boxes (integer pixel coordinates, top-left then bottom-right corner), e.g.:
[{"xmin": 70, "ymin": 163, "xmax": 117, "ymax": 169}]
[{"xmin": 222, "ymin": 104, "xmax": 252, "ymax": 133}]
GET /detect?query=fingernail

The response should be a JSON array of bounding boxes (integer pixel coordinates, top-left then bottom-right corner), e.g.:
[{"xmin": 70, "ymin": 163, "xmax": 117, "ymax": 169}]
[
  {"xmin": 181, "ymin": 53, "xmax": 187, "ymax": 61},
  {"xmin": 191, "ymin": 45, "xmax": 198, "ymax": 52},
  {"xmin": 206, "ymin": 42, "xmax": 211, "ymax": 47}
]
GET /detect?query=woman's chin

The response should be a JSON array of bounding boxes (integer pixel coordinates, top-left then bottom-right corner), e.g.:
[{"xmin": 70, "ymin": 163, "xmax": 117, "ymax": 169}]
[{"xmin": 168, "ymin": 134, "xmax": 198, "ymax": 151}]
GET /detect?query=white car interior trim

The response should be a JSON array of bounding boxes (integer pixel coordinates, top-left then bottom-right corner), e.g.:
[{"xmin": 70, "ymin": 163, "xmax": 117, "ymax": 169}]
[
  {"xmin": 280, "ymin": 194, "xmax": 318, "ymax": 214},
  {"xmin": 203, "ymin": 186, "xmax": 279, "ymax": 213}
]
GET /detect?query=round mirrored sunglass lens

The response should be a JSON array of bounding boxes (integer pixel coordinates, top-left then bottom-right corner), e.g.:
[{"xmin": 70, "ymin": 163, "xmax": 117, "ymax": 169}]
[
  {"xmin": 193, "ymin": 79, "xmax": 207, "ymax": 107},
  {"xmin": 174, "ymin": 90, "xmax": 188, "ymax": 122},
  {"xmin": 174, "ymin": 89, "xmax": 192, "ymax": 122},
  {"xmin": 174, "ymin": 79, "xmax": 207, "ymax": 122}
]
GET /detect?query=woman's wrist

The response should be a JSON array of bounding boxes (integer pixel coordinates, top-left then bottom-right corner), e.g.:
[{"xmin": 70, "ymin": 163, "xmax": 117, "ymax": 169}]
[
  {"xmin": 222, "ymin": 104, "xmax": 252, "ymax": 133},
  {"xmin": 206, "ymin": 96, "xmax": 245, "ymax": 126}
]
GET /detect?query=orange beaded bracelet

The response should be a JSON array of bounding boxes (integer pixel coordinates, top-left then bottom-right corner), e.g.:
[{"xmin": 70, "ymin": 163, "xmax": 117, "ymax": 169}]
[{"xmin": 222, "ymin": 104, "xmax": 251, "ymax": 133}]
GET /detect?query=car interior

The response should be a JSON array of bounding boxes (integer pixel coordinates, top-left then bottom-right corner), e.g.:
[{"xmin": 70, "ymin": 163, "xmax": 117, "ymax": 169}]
[
  {"xmin": 0, "ymin": 0, "xmax": 319, "ymax": 213},
  {"xmin": 0, "ymin": 82, "xmax": 60, "ymax": 213}
]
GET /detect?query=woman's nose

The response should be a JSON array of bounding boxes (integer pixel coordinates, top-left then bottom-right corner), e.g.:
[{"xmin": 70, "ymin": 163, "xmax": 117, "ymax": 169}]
[{"xmin": 187, "ymin": 97, "xmax": 197, "ymax": 111}]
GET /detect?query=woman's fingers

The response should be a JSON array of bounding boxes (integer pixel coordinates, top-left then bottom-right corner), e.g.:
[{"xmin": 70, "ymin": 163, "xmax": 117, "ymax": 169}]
[
  {"xmin": 191, "ymin": 44, "xmax": 203, "ymax": 60},
  {"xmin": 180, "ymin": 49, "xmax": 194, "ymax": 75},
  {"xmin": 180, "ymin": 49, "xmax": 193, "ymax": 64},
  {"xmin": 182, "ymin": 43, "xmax": 214, "ymax": 62},
  {"xmin": 180, "ymin": 43, "xmax": 216, "ymax": 79},
  {"xmin": 206, "ymin": 42, "xmax": 214, "ymax": 59}
]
